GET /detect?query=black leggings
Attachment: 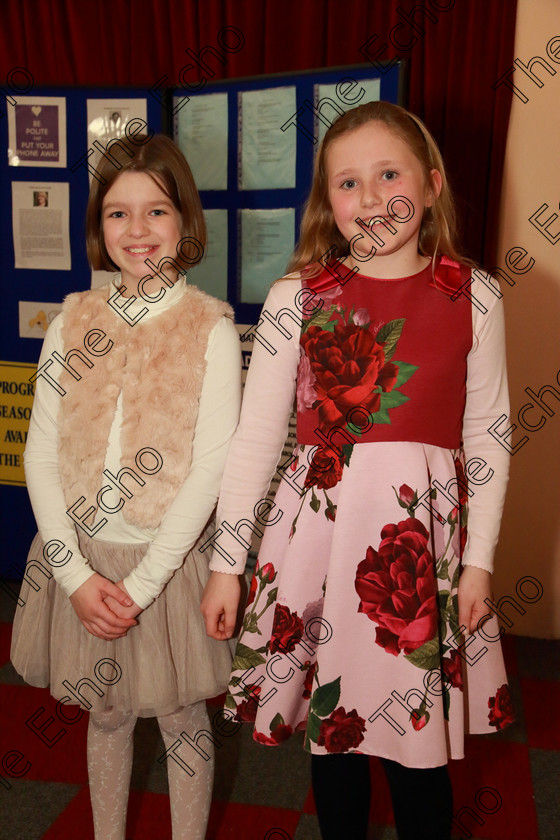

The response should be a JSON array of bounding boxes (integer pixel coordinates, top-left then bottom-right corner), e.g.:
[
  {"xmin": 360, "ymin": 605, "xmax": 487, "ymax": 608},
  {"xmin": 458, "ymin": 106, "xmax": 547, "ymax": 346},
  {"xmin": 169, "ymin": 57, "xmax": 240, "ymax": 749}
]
[{"xmin": 311, "ymin": 753, "xmax": 453, "ymax": 840}]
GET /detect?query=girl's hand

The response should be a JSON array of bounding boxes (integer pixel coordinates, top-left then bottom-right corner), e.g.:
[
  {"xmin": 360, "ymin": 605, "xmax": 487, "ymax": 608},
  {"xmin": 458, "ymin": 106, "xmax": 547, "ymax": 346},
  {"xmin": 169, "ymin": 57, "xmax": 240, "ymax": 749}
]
[
  {"xmin": 458, "ymin": 565, "xmax": 492, "ymax": 636},
  {"xmin": 200, "ymin": 572, "xmax": 241, "ymax": 640},
  {"xmin": 103, "ymin": 580, "xmax": 144, "ymax": 622},
  {"xmin": 69, "ymin": 573, "xmax": 138, "ymax": 640}
]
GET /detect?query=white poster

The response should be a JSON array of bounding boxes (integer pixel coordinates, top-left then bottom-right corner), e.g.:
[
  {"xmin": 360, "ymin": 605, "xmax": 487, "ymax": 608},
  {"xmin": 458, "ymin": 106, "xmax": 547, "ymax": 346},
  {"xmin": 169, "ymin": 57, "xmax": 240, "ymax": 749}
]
[
  {"xmin": 176, "ymin": 93, "xmax": 228, "ymax": 190},
  {"xmin": 86, "ymin": 98, "xmax": 148, "ymax": 178},
  {"xmin": 316, "ymin": 79, "xmax": 381, "ymax": 143},
  {"xmin": 240, "ymin": 87, "xmax": 296, "ymax": 190},
  {"xmin": 240, "ymin": 208, "xmax": 295, "ymax": 303},
  {"xmin": 19, "ymin": 300, "xmax": 63, "ymax": 339},
  {"xmin": 187, "ymin": 209, "xmax": 228, "ymax": 299},
  {"xmin": 8, "ymin": 96, "xmax": 67, "ymax": 168},
  {"xmin": 12, "ymin": 181, "xmax": 71, "ymax": 270}
]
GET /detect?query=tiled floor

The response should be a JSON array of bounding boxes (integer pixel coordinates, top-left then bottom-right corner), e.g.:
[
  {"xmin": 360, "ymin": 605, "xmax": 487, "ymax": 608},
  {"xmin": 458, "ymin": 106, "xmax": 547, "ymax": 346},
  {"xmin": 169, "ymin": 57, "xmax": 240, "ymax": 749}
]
[{"xmin": 1, "ymin": 586, "xmax": 559, "ymax": 840}]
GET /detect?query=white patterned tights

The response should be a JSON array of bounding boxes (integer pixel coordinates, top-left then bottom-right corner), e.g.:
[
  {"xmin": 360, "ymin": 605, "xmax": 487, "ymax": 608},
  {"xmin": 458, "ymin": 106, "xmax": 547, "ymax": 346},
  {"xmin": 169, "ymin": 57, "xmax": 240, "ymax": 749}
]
[{"xmin": 87, "ymin": 701, "xmax": 214, "ymax": 840}]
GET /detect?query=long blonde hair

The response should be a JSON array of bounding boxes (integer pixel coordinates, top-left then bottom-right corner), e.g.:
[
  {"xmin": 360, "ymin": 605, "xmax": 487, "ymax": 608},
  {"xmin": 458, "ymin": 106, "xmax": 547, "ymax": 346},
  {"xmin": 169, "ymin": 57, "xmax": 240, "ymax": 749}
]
[{"xmin": 287, "ymin": 101, "xmax": 469, "ymax": 275}]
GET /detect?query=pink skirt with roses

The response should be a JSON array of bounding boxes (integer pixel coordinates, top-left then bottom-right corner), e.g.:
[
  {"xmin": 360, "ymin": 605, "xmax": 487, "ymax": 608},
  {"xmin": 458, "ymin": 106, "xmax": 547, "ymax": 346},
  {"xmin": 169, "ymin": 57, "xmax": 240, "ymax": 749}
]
[{"xmin": 225, "ymin": 440, "xmax": 512, "ymax": 768}]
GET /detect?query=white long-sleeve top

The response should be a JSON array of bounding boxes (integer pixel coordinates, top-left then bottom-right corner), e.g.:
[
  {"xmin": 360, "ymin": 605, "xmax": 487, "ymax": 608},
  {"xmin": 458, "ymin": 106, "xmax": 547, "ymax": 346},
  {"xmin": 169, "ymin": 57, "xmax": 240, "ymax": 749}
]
[
  {"xmin": 24, "ymin": 276, "xmax": 242, "ymax": 609},
  {"xmin": 209, "ymin": 271, "xmax": 510, "ymax": 576}
]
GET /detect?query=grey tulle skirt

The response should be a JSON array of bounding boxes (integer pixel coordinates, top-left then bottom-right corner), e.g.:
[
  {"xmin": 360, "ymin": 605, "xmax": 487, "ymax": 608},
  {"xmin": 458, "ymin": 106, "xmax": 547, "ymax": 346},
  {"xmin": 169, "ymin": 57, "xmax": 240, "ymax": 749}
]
[{"xmin": 10, "ymin": 528, "xmax": 233, "ymax": 717}]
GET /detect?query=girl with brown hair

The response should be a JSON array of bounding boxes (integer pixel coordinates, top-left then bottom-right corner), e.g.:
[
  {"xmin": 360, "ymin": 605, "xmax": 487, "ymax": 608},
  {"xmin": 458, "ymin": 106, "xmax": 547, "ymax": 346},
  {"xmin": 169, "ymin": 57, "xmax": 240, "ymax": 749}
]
[{"xmin": 12, "ymin": 134, "xmax": 241, "ymax": 839}]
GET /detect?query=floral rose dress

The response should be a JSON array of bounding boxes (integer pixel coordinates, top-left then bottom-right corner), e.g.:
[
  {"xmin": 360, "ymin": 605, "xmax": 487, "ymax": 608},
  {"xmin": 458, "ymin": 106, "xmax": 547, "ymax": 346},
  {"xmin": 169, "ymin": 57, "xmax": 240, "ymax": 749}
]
[{"xmin": 211, "ymin": 258, "xmax": 514, "ymax": 768}]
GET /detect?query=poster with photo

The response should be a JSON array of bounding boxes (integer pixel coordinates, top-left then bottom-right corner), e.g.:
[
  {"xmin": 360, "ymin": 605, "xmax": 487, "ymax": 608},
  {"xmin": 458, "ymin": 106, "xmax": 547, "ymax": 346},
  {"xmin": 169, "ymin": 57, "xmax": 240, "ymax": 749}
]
[
  {"xmin": 7, "ymin": 96, "xmax": 67, "ymax": 167},
  {"xmin": 12, "ymin": 181, "xmax": 71, "ymax": 270},
  {"xmin": 86, "ymin": 98, "xmax": 148, "ymax": 177}
]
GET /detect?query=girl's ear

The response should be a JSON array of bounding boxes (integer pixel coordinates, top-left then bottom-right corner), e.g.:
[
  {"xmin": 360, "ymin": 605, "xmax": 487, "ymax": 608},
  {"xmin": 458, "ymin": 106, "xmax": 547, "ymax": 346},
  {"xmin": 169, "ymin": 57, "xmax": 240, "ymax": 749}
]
[{"xmin": 426, "ymin": 169, "xmax": 443, "ymax": 207}]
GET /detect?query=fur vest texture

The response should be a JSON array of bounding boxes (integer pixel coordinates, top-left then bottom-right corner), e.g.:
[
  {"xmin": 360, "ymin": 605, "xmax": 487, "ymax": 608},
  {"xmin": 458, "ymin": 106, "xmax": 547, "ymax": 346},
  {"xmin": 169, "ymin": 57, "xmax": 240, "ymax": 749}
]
[{"xmin": 57, "ymin": 282, "xmax": 233, "ymax": 529}]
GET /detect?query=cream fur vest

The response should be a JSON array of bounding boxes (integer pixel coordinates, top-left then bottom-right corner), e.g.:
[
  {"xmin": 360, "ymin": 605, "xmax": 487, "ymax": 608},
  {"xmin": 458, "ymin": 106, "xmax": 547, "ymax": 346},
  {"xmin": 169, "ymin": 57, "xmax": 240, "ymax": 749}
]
[{"xmin": 57, "ymin": 282, "xmax": 233, "ymax": 529}]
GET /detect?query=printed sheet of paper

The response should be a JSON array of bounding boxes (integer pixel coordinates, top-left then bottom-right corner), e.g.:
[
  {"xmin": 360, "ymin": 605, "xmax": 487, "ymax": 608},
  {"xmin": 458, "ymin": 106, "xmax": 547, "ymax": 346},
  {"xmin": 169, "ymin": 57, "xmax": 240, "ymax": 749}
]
[
  {"xmin": 12, "ymin": 182, "xmax": 71, "ymax": 270},
  {"xmin": 19, "ymin": 300, "xmax": 63, "ymax": 339},
  {"xmin": 8, "ymin": 96, "xmax": 66, "ymax": 167},
  {"xmin": 176, "ymin": 93, "xmax": 228, "ymax": 190},
  {"xmin": 240, "ymin": 87, "xmax": 296, "ymax": 190},
  {"xmin": 86, "ymin": 98, "xmax": 148, "ymax": 177},
  {"xmin": 316, "ymin": 79, "xmax": 381, "ymax": 144},
  {"xmin": 240, "ymin": 208, "xmax": 295, "ymax": 303},
  {"xmin": 187, "ymin": 209, "xmax": 228, "ymax": 300}
]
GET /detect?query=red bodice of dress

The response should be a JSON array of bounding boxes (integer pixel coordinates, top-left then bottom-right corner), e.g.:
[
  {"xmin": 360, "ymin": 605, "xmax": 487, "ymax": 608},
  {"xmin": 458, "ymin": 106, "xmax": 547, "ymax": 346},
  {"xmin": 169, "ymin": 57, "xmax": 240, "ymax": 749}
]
[{"xmin": 296, "ymin": 258, "xmax": 473, "ymax": 450}]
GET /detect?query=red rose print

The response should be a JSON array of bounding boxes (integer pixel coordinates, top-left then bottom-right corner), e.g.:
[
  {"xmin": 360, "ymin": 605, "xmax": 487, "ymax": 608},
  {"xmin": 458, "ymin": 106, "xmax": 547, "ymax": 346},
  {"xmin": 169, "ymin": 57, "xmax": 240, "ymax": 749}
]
[
  {"xmin": 442, "ymin": 649, "xmax": 464, "ymax": 691},
  {"xmin": 302, "ymin": 662, "xmax": 317, "ymax": 699},
  {"xmin": 259, "ymin": 562, "xmax": 277, "ymax": 584},
  {"xmin": 269, "ymin": 604, "xmax": 304, "ymax": 654},
  {"xmin": 398, "ymin": 484, "xmax": 415, "ymax": 506},
  {"xmin": 297, "ymin": 349, "xmax": 318, "ymax": 409},
  {"xmin": 254, "ymin": 724, "xmax": 293, "ymax": 745},
  {"xmin": 304, "ymin": 445, "xmax": 344, "ymax": 490},
  {"xmin": 353, "ymin": 308, "xmax": 370, "ymax": 326},
  {"xmin": 316, "ymin": 284, "xmax": 343, "ymax": 308},
  {"xmin": 317, "ymin": 707, "xmax": 366, "ymax": 752},
  {"xmin": 354, "ymin": 518, "xmax": 438, "ymax": 656},
  {"xmin": 410, "ymin": 709, "xmax": 430, "ymax": 731},
  {"xmin": 488, "ymin": 684, "xmax": 514, "ymax": 730},
  {"xmin": 300, "ymin": 323, "xmax": 398, "ymax": 430},
  {"xmin": 235, "ymin": 685, "xmax": 260, "ymax": 722},
  {"xmin": 246, "ymin": 572, "xmax": 258, "ymax": 608}
]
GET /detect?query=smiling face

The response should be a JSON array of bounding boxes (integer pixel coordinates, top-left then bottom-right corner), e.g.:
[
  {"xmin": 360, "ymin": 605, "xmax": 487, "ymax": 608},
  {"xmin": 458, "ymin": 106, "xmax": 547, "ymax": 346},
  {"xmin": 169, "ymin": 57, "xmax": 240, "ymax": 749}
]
[
  {"xmin": 101, "ymin": 171, "xmax": 183, "ymax": 293},
  {"xmin": 327, "ymin": 121, "xmax": 441, "ymax": 277}
]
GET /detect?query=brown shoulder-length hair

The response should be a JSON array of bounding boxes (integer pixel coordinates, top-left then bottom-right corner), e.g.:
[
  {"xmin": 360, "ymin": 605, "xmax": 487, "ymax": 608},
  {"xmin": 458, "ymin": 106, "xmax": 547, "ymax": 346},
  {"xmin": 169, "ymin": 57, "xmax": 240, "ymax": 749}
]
[
  {"xmin": 287, "ymin": 101, "xmax": 470, "ymax": 275},
  {"xmin": 86, "ymin": 133, "xmax": 206, "ymax": 271}
]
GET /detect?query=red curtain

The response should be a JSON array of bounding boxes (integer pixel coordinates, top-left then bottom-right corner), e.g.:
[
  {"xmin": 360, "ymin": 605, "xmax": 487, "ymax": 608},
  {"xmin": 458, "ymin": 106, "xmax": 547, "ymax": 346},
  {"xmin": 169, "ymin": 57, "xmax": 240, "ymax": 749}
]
[{"xmin": 0, "ymin": 0, "xmax": 517, "ymax": 264}]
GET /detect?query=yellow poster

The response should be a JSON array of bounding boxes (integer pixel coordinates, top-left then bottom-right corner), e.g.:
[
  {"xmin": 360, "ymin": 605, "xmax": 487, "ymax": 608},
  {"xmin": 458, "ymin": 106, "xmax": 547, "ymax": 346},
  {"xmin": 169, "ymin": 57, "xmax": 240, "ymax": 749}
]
[{"xmin": 0, "ymin": 361, "xmax": 36, "ymax": 486}]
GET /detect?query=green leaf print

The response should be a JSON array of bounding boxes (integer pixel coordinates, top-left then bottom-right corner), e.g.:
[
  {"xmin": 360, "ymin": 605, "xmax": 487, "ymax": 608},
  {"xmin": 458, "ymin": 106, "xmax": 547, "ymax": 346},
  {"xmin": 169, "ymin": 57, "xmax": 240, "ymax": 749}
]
[
  {"xmin": 310, "ymin": 488, "xmax": 321, "ymax": 513},
  {"xmin": 450, "ymin": 593, "xmax": 460, "ymax": 636},
  {"xmin": 341, "ymin": 443, "xmax": 354, "ymax": 466},
  {"xmin": 451, "ymin": 565, "xmax": 461, "ymax": 592},
  {"xmin": 302, "ymin": 305, "xmax": 338, "ymax": 333},
  {"xmin": 243, "ymin": 612, "xmax": 260, "ymax": 634},
  {"xmin": 367, "ymin": 406, "xmax": 391, "ymax": 425},
  {"xmin": 224, "ymin": 693, "xmax": 237, "ymax": 710},
  {"xmin": 310, "ymin": 676, "xmax": 341, "ymax": 718},
  {"xmin": 270, "ymin": 712, "xmax": 285, "ymax": 730},
  {"xmin": 391, "ymin": 361, "xmax": 419, "ymax": 389},
  {"xmin": 375, "ymin": 318, "xmax": 405, "ymax": 361},
  {"xmin": 438, "ymin": 591, "xmax": 451, "ymax": 615},
  {"xmin": 231, "ymin": 642, "xmax": 267, "ymax": 672},
  {"xmin": 264, "ymin": 587, "xmax": 279, "ymax": 609},
  {"xmin": 437, "ymin": 557, "xmax": 450, "ymax": 581},
  {"xmin": 379, "ymin": 390, "xmax": 410, "ymax": 410},
  {"xmin": 307, "ymin": 711, "xmax": 322, "ymax": 744},
  {"xmin": 404, "ymin": 636, "xmax": 441, "ymax": 670}
]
